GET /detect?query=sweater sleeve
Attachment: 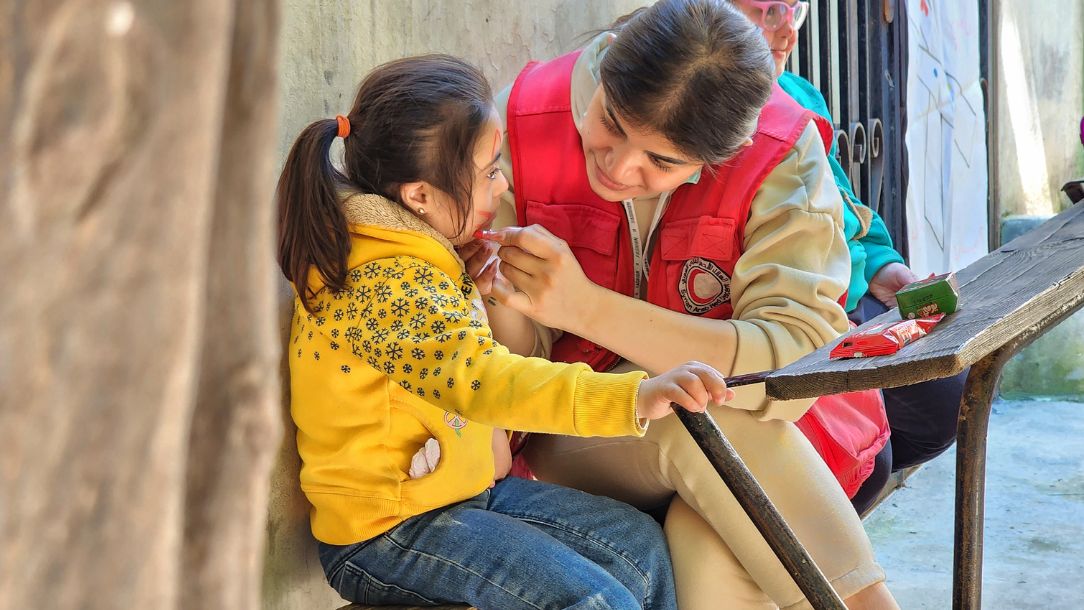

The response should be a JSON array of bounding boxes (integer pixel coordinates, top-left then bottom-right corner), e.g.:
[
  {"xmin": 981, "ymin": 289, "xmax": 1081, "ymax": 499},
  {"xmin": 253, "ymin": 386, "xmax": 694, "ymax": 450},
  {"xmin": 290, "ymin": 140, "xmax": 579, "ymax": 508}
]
[
  {"xmin": 727, "ymin": 123, "xmax": 853, "ymax": 421},
  {"xmin": 322, "ymin": 256, "xmax": 646, "ymax": 437}
]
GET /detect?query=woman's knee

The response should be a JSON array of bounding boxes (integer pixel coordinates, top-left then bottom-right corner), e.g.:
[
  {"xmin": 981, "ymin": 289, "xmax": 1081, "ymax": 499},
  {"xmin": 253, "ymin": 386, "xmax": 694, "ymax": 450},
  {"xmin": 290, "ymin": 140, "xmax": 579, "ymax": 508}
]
[{"xmin": 664, "ymin": 497, "xmax": 775, "ymax": 610}]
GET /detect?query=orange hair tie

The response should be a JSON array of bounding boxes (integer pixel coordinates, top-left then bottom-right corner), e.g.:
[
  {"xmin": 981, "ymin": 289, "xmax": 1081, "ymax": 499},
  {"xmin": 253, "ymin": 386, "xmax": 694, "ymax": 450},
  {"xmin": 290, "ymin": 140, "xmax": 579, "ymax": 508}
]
[{"xmin": 335, "ymin": 115, "xmax": 351, "ymax": 139}]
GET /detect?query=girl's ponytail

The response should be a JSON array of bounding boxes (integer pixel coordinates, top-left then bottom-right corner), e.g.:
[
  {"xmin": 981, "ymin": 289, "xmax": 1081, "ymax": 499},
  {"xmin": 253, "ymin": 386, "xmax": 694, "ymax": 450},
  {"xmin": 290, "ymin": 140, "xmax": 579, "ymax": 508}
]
[
  {"xmin": 276, "ymin": 55, "xmax": 493, "ymax": 311},
  {"xmin": 276, "ymin": 118, "xmax": 351, "ymax": 312}
]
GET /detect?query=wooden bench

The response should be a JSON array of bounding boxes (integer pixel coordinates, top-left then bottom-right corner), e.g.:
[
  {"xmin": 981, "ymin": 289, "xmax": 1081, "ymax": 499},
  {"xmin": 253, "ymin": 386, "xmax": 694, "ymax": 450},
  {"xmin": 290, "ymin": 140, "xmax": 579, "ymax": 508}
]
[{"xmin": 682, "ymin": 198, "xmax": 1084, "ymax": 609}]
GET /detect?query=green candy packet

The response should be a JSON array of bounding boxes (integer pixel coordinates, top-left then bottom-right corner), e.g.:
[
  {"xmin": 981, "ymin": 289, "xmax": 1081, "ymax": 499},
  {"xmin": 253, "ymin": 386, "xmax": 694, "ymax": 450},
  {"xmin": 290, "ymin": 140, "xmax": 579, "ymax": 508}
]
[{"xmin": 896, "ymin": 272, "xmax": 960, "ymax": 319}]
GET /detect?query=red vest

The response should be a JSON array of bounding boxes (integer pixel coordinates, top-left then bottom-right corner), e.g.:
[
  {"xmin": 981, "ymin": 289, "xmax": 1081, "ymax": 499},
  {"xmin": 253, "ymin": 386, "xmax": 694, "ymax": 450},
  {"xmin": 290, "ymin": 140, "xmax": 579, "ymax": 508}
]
[
  {"xmin": 506, "ymin": 50, "xmax": 887, "ymax": 499},
  {"xmin": 508, "ymin": 50, "xmax": 835, "ymax": 369}
]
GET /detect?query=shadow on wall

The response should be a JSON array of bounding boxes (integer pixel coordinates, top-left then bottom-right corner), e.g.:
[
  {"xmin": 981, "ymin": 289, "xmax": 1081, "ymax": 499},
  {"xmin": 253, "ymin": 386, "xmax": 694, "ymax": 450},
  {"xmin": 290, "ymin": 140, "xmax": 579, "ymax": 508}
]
[{"xmin": 262, "ymin": 283, "xmax": 347, "ymax": 610}]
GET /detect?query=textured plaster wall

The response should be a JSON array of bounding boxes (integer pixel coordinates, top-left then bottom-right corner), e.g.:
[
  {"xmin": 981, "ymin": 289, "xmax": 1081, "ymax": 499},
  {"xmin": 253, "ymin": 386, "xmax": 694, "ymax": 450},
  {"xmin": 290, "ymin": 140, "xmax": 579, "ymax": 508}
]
[
  {"xmin": 266, "ymin": 2, "xmax": 646, "ymax": 609},
  {"xmin": 276, "ymin": 0, "xmax": 647, "ymax": 163},
  {"xmin": 995, "ymin": 0, "xmax": 1084, "ymax": 217},
  {"xmin": 994, "ymin": 0, "xmax": 1084, "ymax": 399}
]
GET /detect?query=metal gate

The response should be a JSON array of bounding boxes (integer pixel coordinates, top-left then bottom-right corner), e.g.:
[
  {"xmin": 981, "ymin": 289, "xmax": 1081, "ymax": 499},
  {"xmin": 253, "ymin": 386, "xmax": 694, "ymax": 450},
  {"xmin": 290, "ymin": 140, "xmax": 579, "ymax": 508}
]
[{"xmin": 788, "ymin": 0, "xmax": 910, "ymax": 257}]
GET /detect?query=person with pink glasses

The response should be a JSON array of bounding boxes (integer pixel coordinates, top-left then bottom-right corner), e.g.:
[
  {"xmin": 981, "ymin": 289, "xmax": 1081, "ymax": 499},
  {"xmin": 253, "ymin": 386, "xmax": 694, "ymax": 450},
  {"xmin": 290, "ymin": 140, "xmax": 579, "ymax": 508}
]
[{"xmin": 732, "ymin": 0, "xmax": 969, "ymax": 514}]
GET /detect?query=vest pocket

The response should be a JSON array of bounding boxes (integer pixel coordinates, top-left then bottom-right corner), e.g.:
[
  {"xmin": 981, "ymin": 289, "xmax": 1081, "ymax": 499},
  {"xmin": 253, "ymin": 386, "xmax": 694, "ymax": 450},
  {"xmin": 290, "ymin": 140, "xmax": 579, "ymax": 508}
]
[
  {"xmin": 524, "ymin": 200, "xmax": 621, "ymax": 289},
  {"xmin": 657, "ymin": 216, "xmax": 739, "ymax": 316}
]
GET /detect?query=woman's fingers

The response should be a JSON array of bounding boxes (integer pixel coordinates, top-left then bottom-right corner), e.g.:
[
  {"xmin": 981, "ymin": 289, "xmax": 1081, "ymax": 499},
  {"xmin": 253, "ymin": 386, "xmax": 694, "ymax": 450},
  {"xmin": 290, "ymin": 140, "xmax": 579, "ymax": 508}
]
[
  {"xmin": 482, "ymin": 225, "xmax": 568, "ymax": 260},
  {"xmin": 497, "ymin": 260, "xmax": 535, "ymax": 294},
  {"xmin": 489, "ymin": 271, "xmax": 533, "ymax": 313},
  {"xmin": 497, "ymin": 245, "xmax": 547, "ymax": 275}
]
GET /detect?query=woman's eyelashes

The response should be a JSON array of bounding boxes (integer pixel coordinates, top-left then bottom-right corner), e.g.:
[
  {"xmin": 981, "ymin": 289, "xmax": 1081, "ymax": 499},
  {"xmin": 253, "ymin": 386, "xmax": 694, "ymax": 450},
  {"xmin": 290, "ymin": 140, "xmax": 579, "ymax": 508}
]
[
  {"xmin": 600, "ymin": 114, "xmax": 622, "ymax": 136},
  {"xmin": 649, "ymin": 156, "xmax": 675, "ymax": 172},
  {"xmin": 598, "ymin": 115, "xmax": 676, "ymax": 173}
]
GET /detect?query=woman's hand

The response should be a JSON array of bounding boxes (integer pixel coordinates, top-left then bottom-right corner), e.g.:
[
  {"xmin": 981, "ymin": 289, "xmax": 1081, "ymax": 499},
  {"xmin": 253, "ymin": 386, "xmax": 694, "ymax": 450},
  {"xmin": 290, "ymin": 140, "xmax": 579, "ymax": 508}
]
[
  {"xmin": 867, "ymin": 262, "xmax": 919, "ymax": 308},
  {"xmin": 480, "ymin": 225, "xmax": 601, "ymax": 332},
  {"xmin": 636, "ymin": 361, "xmax": 736, "ymax": 420}
]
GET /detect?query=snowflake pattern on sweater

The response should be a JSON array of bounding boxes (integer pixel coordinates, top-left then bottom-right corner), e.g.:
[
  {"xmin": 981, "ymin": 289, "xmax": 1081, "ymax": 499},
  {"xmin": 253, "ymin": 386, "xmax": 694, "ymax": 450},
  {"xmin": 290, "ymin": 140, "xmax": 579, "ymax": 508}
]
[{"xmin": 294, "ymin": 256, "xmax": 496, "ymax": 428}]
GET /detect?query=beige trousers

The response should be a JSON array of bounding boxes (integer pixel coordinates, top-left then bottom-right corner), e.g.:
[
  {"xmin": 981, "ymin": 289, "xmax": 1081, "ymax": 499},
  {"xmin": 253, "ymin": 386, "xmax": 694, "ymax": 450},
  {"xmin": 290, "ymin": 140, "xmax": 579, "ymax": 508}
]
[{"xmin": 523, "ymin": 404, "xmax": 885, "ymax": 610}]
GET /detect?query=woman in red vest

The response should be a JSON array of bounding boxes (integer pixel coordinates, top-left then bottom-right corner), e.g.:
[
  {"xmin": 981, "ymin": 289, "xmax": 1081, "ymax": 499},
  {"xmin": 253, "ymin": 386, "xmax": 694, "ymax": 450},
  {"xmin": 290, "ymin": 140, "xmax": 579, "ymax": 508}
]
[{"xmin": 460, "ymin": 0, "xmax": 899, "ymax": 607}]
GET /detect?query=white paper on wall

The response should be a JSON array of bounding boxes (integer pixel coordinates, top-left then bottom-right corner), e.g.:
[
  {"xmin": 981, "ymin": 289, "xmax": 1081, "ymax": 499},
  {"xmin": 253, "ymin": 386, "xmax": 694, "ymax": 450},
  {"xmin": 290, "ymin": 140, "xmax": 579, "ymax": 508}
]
[{"xmin": 905, "ymin": 0, "xmax": 989, "ymax": 277}]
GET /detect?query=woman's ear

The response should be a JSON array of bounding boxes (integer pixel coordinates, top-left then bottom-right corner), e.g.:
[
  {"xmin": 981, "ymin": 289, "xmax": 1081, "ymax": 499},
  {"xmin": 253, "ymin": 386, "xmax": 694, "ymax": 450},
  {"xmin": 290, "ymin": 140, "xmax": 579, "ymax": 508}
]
[{"xmin": 398, "ymin": 181, "xmax": 431, "ymax": 216}]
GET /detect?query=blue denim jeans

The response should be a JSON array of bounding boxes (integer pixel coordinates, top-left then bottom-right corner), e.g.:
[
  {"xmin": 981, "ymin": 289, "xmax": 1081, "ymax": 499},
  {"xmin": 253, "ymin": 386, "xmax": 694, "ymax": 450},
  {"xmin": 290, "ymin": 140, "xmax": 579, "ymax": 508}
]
[{"xmin": 318, "ymin": 477, "xmax": 677, "ymax": 609}]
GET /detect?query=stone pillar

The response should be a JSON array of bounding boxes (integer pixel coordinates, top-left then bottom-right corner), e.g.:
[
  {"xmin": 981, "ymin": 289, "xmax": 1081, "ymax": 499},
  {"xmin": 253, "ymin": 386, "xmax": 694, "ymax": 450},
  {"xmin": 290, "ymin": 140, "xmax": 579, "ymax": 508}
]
[{"xmin": 0, "ymin": 2, "xmax": 281, "ymax": 609}]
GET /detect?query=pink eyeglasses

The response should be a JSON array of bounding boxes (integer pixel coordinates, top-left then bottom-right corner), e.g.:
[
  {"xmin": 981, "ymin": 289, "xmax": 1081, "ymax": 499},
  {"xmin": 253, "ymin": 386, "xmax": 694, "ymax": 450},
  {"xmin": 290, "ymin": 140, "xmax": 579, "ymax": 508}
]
[{"xmin": 741, "ymin": 1, "xmax": 810, "ymax": 32}]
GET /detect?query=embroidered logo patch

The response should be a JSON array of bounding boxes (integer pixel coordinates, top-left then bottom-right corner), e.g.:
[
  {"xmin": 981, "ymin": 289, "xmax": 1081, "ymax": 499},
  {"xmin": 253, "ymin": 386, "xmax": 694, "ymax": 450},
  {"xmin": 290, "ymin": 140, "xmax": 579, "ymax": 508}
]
[
  {"xmin": 444, "ymin": 411, "xmax": 468, "ymax": 437},
  {"xmin": 678, "ymin": 257, "xmax": 731, "ymax": 314}
]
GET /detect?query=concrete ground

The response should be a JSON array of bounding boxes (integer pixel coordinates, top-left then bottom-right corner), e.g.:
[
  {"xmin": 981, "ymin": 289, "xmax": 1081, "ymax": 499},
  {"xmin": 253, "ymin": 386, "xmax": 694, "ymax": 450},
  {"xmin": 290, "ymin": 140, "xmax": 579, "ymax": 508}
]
[{"xmin": 864, "ymin": 398, "xmax": 1084, "ymax": 609}]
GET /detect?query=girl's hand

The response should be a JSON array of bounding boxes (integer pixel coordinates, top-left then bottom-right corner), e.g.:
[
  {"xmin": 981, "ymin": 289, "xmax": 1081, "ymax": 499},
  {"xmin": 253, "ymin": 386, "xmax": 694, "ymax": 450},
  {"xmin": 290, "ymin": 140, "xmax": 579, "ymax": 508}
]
[
  {"xmin": 456, "ymin": 239, "xmax": 500, "ymax": 296},
  {"xmin": 868, "ymin": 262, "xmax": 919, "ymax": 308},
  {"xmin": 480, "ymin": 225, "xmax": 600, "ymax": 331},
  {"xmin": 635, "ymin": 361, "xmax": 735, "ymax": 421}
]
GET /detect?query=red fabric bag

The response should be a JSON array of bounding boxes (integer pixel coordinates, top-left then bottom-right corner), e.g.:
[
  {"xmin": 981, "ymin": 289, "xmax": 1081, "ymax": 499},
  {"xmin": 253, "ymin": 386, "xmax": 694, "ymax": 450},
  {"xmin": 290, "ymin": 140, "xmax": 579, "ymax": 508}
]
[{"xmin": 795, "ymin": 388, "xmax": 889, "ymax": 498}]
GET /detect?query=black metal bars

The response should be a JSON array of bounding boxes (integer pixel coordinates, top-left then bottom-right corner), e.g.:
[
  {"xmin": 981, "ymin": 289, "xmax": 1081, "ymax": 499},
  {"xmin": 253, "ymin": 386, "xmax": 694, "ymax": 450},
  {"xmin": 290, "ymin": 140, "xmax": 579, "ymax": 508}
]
[{"xmin": 790, "ymin": 0, "xmax": 910, "ymax": 257}]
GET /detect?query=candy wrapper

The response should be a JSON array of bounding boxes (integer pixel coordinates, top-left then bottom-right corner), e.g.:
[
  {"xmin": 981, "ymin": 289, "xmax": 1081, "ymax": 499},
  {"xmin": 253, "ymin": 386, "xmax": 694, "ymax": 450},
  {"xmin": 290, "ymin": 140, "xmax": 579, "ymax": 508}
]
[{"xmin": 830, "ymin": 315, "xmax": 945, "ymax": 359}]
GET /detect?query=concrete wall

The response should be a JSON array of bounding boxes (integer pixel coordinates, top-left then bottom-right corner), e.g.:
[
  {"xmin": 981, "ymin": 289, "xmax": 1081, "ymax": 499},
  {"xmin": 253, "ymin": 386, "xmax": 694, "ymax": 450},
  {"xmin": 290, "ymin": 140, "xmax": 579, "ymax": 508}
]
[
  {"xmin": 993, "ymin": 0, "xmax": 1084, "ymax": 399},
  {"xmin": 995, "ymin": 0, "xmax": 1084, "ymax": 217},
  {"xmin": 265, "ymin": 2, "xmax": 646, "ymax": 608},
  {"xmin": 277, "ymin": 0, "xmax": 648, "ymax": 163}
]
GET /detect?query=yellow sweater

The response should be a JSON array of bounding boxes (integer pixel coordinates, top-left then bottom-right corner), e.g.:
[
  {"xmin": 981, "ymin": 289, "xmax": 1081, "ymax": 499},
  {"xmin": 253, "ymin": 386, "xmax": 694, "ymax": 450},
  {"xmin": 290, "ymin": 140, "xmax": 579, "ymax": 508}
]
[{"xmin": 289, "ymin": 193, "xmax": 647, "ymax": 545}]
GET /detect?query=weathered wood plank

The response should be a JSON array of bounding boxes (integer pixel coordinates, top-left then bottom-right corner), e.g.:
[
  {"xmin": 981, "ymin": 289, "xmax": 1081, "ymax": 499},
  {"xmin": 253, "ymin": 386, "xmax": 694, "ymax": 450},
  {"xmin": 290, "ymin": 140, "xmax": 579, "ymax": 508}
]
[{"xmin": 764, "ymin": 200, "xmax": 1084, "ymax": 399}]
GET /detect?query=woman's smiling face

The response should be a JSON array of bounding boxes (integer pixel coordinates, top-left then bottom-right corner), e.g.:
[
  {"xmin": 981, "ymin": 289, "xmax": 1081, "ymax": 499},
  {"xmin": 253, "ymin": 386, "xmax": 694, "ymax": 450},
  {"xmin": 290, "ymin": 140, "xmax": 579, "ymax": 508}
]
[{"xmin": 579, "ymin": 85, "xmax": 704, "ymax": 202}]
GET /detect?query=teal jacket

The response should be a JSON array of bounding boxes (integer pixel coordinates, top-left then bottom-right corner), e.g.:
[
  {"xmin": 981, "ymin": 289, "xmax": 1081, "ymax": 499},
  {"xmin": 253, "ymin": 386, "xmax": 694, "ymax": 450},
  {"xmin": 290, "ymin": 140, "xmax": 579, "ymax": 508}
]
[{"xmin": 777, "ymin": 72, "xmax": 905, "ymax": 311}]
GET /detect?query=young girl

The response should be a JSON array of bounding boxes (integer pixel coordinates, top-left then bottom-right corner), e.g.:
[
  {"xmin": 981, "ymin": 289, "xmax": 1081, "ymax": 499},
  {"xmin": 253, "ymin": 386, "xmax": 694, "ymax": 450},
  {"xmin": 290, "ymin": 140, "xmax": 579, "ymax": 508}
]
[{"xmin": 276, "ymin": 54, "xmax": 733, "ymax": 609}]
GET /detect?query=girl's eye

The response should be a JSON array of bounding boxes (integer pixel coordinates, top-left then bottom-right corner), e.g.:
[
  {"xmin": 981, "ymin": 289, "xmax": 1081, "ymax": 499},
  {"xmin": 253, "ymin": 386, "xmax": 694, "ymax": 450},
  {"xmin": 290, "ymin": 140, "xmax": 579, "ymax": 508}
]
[
  {"xmin": 602, "ymin": 115, "xmax": 620, "ymax": 136},
  {"xmin": 486, "ymin": 167, "xmax": 501, "ymax": 180}
]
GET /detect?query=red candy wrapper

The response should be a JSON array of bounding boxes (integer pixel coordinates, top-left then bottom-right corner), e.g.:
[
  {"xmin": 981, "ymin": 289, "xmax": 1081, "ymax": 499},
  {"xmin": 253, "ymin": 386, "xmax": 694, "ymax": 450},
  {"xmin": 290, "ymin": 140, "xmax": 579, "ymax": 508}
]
[{"xmin": 830, "ymin": 315, "xmax": 945, "ymax": 359}]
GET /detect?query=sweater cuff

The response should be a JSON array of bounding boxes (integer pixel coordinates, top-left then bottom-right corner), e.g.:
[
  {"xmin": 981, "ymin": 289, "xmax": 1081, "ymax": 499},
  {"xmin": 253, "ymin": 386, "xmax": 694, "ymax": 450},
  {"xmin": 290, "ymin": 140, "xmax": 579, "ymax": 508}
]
[
  {"xmin": 572, "ymin": 370, "xmax": 649, "ymax": 437},
  {"xmin": 863, "ymin": 245, "xmax": 907, "ymax": 283}
]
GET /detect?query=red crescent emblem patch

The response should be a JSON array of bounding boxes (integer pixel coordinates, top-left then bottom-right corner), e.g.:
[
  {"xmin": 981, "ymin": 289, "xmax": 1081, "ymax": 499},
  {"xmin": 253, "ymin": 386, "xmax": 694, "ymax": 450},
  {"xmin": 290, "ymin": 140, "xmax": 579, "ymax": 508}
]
[{"xmin": 678, "ymin": 257, "xmax": 731, "ymax": 314}]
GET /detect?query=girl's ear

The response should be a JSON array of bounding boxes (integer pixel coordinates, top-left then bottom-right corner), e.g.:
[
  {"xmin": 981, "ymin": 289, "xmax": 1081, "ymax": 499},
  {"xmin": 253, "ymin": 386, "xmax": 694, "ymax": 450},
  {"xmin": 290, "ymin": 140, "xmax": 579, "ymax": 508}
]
[{"xmin": 398, "ymin": 181, "xmax": 432, "ymax": 216}]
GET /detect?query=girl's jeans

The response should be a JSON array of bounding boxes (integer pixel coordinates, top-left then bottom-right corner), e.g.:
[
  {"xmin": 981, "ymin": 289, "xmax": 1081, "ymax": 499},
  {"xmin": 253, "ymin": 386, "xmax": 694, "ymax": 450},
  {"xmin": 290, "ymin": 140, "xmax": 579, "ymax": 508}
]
[{"xmin": 318, "ymin": 477, "xmax": 678, "ymax": 610}]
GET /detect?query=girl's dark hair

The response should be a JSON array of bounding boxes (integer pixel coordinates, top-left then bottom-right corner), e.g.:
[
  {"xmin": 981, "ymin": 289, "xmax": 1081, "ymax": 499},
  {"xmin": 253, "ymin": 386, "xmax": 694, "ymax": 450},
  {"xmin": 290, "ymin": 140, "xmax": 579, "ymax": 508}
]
[
  {"xmin": 601, "ymin": 0, "xmax": 774, "ymax": 165},
  {"xmin": 276, "ymin": 55, "xmax": 493, "ymax": 310}
]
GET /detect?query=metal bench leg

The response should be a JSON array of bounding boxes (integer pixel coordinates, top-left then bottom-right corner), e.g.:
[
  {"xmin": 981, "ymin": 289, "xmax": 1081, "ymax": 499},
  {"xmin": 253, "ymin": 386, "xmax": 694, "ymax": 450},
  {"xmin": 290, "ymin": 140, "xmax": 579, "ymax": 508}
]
[
  {"xmin": 953, "ymin": 345, "xmax": 1013, "ymax": 610},
  {"xmin": 673, "ymin": 407, "xmax": 847, "ymax": 610}
]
